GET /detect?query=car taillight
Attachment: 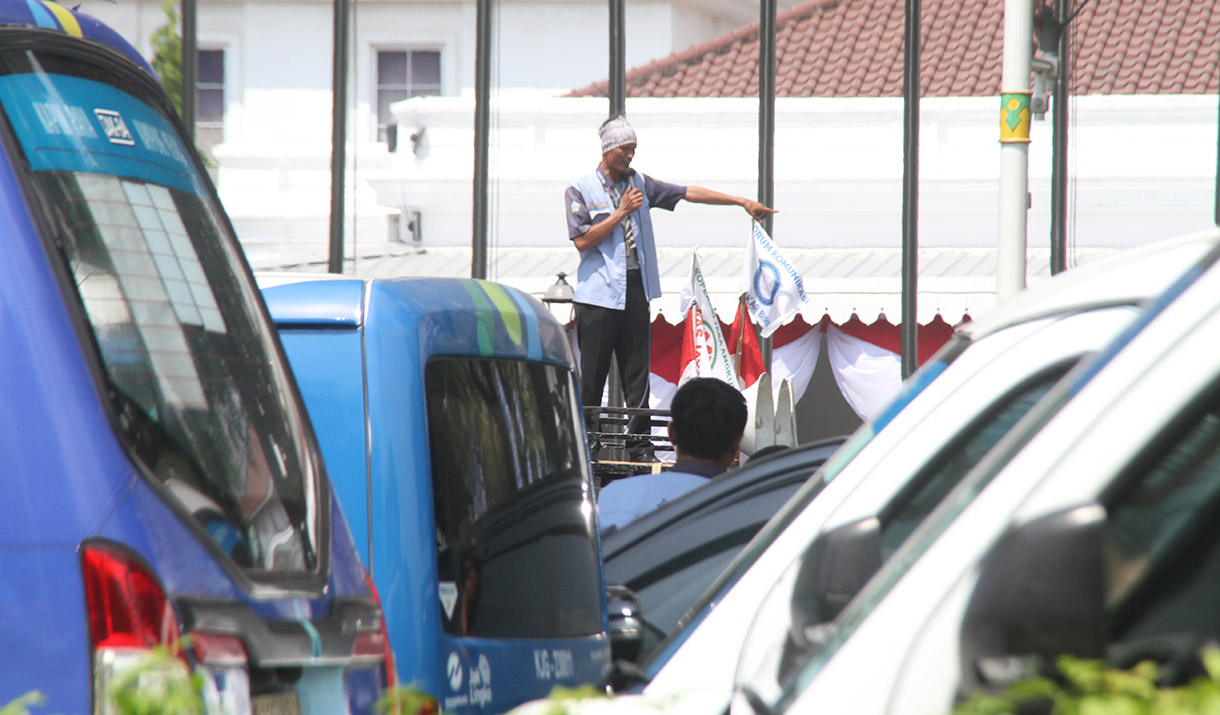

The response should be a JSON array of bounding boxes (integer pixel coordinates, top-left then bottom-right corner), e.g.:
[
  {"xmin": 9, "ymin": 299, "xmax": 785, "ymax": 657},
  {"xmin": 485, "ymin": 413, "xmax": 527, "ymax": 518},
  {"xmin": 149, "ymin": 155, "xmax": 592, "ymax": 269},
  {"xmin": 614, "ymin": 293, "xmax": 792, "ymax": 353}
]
[
  {"xmin": 83, "ymin": 543, "xmax": 180, "ymax": 652},
  {"xmin": 354, "ymin": 571, "xmax": 396, "ymax": 688},
  {"xmin": 82, "ymin": 542, "xmax": 189, "ymax": 715}
]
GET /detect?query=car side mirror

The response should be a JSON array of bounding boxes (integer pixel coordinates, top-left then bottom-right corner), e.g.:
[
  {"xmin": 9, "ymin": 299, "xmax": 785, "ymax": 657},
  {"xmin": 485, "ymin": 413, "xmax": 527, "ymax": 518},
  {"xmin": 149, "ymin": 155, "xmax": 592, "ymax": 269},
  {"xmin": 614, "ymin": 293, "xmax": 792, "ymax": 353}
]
[
  {"xmin": 789, "ymin": 516, "xmax": 883, "ymax": 649},
  {"xmin": 606, "ymin": 583, "xmax": 644, "ymax": 664},
  {"xmin": 959, "ymin": 504, "xmax": 1107, "ymax": 696}
]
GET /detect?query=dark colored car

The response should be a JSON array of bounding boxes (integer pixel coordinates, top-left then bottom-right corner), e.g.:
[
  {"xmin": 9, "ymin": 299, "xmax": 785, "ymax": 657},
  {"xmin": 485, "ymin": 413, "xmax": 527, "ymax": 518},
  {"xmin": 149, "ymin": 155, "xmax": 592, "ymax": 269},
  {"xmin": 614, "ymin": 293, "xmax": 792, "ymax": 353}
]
[{"xmin": 601, "ymin": 437, "xmax": 847, "ymax": 666}]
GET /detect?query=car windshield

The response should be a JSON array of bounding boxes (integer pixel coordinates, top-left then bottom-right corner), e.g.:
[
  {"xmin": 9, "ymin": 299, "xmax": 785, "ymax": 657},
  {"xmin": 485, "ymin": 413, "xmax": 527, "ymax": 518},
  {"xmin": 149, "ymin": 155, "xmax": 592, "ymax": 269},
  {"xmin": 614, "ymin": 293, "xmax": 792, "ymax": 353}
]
[
  {"xmin": 1, "ymin": 46, "xmax": 322, "ymax": 576},
  {"xmin": 641, "ymin": 344, "xmax": 961, "ymax": 675}
]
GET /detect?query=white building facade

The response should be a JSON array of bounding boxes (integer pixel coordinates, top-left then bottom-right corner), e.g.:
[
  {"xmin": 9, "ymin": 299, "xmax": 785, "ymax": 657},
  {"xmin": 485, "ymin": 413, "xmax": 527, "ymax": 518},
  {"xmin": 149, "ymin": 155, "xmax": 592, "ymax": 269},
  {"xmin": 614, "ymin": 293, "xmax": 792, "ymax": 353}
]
[
  {"xmin": 81, "ymin": 0, "xmax": 801, "ymax": 246},
  {"xmin": 81, "ymin": 0, "xmax": 1220, "ymax": 297},
  {"xmin": 74, "ymin": 0, "xmax": 1220, "ymax": 442},
  {"xmin": 383, "ymin": 92, "xmax": 1219, "ymax": 252}
]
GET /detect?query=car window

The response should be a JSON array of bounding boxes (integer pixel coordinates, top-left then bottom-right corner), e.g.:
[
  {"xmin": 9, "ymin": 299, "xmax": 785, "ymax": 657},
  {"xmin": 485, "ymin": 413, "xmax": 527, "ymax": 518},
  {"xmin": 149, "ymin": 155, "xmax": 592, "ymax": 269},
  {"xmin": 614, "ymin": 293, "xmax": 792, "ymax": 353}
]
[
  {"xmin": 634, "ymin": 544, "xmax": 741, "ymax": 658},
  {"xmin": 877, "ymin": 370, "xmax": 1064, "ymax": 558},
  {"xmin": 625, "ymin": 480, "xmax": 807, "ymax": 662},
  {"xmin": 426, "ymin": 357, "xmax": 602, "ymax": 639},
  {"xmin": 735, "ymin": 365, "xmax": 1069, "ymax": 709},
  {"xmin": 603, "ymin": 445, "xmax": 836, "ymax": 670},
  {"xmin": 3, "ymin": 46, "xmax": 322, "ymax": 576},
  {"xmin": 1105, "ymin": 389, "xmax": 1220, "ymax": 643}
]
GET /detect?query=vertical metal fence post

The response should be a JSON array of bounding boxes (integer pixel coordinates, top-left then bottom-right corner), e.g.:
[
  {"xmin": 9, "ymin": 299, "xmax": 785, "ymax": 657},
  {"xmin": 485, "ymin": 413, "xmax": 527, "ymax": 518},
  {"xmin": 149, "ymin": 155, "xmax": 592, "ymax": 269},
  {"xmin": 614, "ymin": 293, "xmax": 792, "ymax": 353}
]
[
  {"xmin": 327, "ymin": 0, "xmax": 349, "ymax": 274},
  {"xmin": 901, "ymin": 0, "xmax": 921, "ymax": 378}
]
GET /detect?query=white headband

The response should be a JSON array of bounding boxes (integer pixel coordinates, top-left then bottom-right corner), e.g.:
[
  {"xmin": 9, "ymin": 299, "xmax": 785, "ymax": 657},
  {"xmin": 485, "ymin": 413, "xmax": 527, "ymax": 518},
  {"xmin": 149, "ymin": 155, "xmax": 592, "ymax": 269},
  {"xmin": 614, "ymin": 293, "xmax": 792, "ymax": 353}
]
[{"xmin": 599, "ymin": 116, "xmax": 637, "ymax": 153}]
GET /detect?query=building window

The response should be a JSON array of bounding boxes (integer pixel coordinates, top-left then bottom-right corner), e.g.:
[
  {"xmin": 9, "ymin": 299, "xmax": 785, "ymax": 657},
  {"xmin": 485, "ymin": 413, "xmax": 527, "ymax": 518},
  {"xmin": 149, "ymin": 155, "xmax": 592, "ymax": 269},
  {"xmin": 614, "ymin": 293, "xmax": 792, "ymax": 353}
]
[
  {"xmin": 196, "ymin": 49, "xmax": 224, "ymax": 156},
  {"xmin": 377, "ymin": 49, "xmax": 440, "ymax": 142}
]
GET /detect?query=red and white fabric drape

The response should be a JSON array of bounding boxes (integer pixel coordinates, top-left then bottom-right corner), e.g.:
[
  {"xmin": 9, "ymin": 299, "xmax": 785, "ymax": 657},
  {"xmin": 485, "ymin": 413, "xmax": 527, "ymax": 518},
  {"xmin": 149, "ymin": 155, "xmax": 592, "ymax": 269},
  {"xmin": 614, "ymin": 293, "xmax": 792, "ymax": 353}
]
[{"xmin": 640, "ymin": 313, "xmax": 962, "ymax": 420}]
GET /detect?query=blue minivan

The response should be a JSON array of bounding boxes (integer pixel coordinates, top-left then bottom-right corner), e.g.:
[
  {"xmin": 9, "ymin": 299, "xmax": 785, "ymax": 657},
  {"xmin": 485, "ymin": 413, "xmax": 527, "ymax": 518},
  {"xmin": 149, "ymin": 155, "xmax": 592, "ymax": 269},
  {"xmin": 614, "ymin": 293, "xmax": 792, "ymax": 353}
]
[
  {"xmin": 0, "ymin": 6, "xmax": 391, "ymax": 713},
  {"xmin": 260, "ymin": 275, "xmax": 612, "ymax": 713}
]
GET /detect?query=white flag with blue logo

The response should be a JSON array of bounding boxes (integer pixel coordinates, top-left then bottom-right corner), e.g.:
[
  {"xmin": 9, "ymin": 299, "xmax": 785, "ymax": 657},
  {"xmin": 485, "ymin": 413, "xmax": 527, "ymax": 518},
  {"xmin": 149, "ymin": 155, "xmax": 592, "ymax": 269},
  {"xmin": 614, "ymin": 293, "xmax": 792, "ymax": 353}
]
[{"xmin": 740, "ymin": 221, "xmax": 809, "ymax": 338}]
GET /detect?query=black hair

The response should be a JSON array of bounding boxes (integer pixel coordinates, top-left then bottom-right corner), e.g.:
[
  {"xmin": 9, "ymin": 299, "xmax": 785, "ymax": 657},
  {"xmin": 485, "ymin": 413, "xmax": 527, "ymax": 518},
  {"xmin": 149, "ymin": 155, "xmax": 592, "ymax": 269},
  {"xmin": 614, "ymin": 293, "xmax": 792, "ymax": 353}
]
[{"xmin": 670, "ymin": 378, "xmax": 748, "ymax": 461}]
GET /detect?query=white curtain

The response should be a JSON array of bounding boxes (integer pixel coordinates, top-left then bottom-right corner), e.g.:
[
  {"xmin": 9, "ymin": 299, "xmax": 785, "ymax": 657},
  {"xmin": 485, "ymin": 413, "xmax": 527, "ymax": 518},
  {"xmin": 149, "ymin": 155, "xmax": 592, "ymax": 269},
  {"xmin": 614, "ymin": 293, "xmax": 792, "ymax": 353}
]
[
  {"xmin": 770, "ymin": 326, "xmax": 822, "ymax": 404},
  {"xmin": 649, "ymin": 374, "xmax": 678, "ymax": 410},
  {"xmin": 825, "ymin": 323, "xmax": 903, "ymax": 421}
]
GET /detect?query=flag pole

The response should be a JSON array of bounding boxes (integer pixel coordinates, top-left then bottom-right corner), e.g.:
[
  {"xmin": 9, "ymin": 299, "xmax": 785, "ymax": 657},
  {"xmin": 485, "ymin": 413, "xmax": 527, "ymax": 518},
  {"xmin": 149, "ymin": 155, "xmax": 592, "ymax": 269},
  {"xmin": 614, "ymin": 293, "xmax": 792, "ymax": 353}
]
[{"xmin": 735, "ymin": 297, "xmax": 746, "ymax": 355}]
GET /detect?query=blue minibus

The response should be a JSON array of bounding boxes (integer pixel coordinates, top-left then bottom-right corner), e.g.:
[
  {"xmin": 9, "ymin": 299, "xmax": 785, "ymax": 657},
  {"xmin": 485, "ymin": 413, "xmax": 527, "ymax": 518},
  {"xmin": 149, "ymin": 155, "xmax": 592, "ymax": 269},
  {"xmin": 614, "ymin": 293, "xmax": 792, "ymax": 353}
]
[
  {"xmin": 0, "ymin": 6, "xmax": 391, "ymax": 712},
  {"xmin": 260, "ymin": 275, "xmax": 612, "ymax": 713}
]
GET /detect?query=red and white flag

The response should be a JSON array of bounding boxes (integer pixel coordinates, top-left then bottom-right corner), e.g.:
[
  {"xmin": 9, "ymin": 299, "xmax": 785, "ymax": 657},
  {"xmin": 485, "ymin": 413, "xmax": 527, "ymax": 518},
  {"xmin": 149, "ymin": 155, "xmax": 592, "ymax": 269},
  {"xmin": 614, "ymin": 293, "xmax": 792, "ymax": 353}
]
[
  {"xmin": 728, "ymin": 299, "xmax": 766, "ymax": 389},
  {"xmin": 679, "ymin": 251, "xmax": 739, "ymax": 388}
]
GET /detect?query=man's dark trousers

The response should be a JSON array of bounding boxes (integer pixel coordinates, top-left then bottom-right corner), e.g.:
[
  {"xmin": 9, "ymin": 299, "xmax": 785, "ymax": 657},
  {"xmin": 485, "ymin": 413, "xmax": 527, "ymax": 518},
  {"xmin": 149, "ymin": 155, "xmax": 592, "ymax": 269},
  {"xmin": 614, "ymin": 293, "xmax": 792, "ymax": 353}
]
[{"xmin": 575, "ymin": 268, "xmax": 653, "ymax": 461}]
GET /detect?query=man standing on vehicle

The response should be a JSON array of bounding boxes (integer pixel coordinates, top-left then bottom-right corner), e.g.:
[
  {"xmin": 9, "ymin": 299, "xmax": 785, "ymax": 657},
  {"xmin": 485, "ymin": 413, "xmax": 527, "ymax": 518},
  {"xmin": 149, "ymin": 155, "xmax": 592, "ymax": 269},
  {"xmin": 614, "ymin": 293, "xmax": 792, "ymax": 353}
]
[
  {"xmin": 564, "ymin": 116, "xmax": 774, "ymax": 463},
  {"xmin": 597, "ymin": 377, "xmax": 748, "ymax": 531}
]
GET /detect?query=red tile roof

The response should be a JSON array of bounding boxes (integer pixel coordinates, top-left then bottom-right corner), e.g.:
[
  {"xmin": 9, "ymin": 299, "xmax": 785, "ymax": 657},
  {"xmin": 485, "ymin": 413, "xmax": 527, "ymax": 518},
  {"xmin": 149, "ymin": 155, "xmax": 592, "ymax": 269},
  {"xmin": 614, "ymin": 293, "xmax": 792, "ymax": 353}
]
[{"xmin": 569, "ymin": 0, "xmax": 1220, "ymax": 98}]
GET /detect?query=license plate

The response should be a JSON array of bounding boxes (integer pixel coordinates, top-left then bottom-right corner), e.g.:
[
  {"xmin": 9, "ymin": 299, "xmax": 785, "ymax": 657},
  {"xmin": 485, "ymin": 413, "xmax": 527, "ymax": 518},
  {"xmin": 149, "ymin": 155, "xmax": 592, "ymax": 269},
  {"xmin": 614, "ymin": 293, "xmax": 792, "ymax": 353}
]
[{"xmin": 252, "ymin": 692, "xmax": 302, "ymax": 715}]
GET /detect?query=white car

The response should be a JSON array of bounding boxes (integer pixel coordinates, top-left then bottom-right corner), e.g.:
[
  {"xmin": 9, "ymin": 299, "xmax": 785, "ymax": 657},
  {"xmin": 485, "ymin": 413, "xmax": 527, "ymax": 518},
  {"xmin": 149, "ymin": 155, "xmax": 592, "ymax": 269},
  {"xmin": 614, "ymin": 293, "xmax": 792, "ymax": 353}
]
[
  {"xmin": 610, "ymin": 229, "xmax": 1219, "ymax": 707},
  {"xmin": 501, "ymin": 228, "xmax": 1220, "ymax": 715},
  {"xmin": 730, "ymin": 234, "xmax": 1220, "ymax": 714},
  {"xmin": 510, "ymin": 230, "xmax": 1220, "ymax": 715}
]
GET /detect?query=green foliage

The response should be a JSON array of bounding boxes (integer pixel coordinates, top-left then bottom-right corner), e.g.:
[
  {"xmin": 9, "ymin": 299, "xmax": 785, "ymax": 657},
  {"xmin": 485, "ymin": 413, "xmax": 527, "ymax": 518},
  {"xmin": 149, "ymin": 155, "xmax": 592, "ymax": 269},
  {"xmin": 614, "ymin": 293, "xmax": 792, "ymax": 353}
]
[
  {"xmin": 538, "ymin": 685, "xmax": 609, "ymax": 715},
  {"xmin": 953, "ymin": 650, "xmax": 1220, "ymax": 715},
  {"xmin": 375, "ymin": 682, "xmax": 626, "ymax": 715},
  {"xmin": 376, "ymin": 682, "xmax": 440, "ymax": 715},
  {"xmin": 107, "ymin": 644, "xmax": 204, "ymax": 715},
  {"xmin": 146, "ymin": 0, "xmax": 216, "ymax": 169},
  {"xmin": 149, "ymin": 0, "xmax": 182, "ymax": 116},
  {"xmin": 0, "ymin": 645, "xmax": 205, "ymax": 715},
  {"xmin": 0, "ymin": 692, "xmax": 47, "ymax": 715}
]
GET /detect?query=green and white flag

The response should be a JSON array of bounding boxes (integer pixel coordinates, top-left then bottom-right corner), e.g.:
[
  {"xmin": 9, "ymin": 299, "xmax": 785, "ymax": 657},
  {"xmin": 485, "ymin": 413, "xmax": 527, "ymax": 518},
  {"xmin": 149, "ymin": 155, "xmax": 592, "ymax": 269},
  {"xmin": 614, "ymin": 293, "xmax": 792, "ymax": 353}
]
[{"xmin": 679, "ymin": 250, "xmax": 739, "ymax": 388}]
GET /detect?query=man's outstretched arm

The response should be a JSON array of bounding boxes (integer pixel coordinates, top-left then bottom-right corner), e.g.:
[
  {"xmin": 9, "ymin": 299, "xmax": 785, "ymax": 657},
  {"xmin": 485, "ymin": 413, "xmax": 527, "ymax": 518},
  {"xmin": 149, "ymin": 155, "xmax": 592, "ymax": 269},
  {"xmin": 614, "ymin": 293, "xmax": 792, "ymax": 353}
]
[{"xmin": 684, "ymin": 186, "xmax": 777, "ymax": 223}]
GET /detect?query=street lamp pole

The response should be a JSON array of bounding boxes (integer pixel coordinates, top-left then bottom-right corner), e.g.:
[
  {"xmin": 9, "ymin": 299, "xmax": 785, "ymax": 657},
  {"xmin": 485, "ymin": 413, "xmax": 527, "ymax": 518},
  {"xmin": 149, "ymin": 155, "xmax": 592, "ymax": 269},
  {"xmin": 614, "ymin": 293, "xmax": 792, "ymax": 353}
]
[{"xmin": 998, "ymin": 0, "xmax": 1033, "ymax": 299}]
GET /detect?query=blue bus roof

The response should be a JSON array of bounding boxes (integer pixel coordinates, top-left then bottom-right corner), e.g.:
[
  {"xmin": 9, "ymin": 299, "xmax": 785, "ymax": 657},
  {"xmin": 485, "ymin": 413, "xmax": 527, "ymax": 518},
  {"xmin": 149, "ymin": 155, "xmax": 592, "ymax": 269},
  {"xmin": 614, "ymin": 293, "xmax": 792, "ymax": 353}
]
[
  {"xmin": 262, "ymin": 276, "xmax": 575, "ymax": 366},
  {"xmin": 0, "ymin": 0, "xmax": 155, "ymax": 76}
]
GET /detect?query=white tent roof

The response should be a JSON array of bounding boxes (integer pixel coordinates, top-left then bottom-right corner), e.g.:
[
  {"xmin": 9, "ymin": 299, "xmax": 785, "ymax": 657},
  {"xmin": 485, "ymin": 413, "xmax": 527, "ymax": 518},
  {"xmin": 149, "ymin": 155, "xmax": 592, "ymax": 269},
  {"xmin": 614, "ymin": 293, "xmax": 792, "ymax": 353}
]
[{"xmin": 243, "ymin": 241, "xmax": 1118, "ymax": 325}]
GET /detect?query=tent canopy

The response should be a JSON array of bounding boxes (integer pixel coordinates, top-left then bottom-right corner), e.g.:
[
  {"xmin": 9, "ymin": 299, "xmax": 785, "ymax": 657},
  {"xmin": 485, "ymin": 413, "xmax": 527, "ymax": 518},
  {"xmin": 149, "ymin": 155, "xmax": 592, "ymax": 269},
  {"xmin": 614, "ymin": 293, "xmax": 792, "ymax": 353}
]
[{"xmin": 245, "ymin": 242, "xmax": 1118, "ymax": 326}]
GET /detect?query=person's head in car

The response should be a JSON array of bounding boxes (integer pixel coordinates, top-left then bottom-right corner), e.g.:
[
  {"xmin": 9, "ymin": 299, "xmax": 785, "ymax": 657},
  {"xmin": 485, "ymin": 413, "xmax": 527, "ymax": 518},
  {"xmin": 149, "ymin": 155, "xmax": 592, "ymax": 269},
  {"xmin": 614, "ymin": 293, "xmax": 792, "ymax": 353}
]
[{"xmin": 669, "ymin": 377, "xmax": 748, "ymax": 471}]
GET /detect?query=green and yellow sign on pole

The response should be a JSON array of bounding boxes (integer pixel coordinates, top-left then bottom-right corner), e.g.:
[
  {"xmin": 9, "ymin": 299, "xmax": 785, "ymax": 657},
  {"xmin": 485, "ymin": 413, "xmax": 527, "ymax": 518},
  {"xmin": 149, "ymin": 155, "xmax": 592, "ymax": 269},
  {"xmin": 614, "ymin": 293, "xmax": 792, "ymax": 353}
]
[{"xmin": 999, "ymin": 91, "xmax": 1032, "ymax": 143}]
